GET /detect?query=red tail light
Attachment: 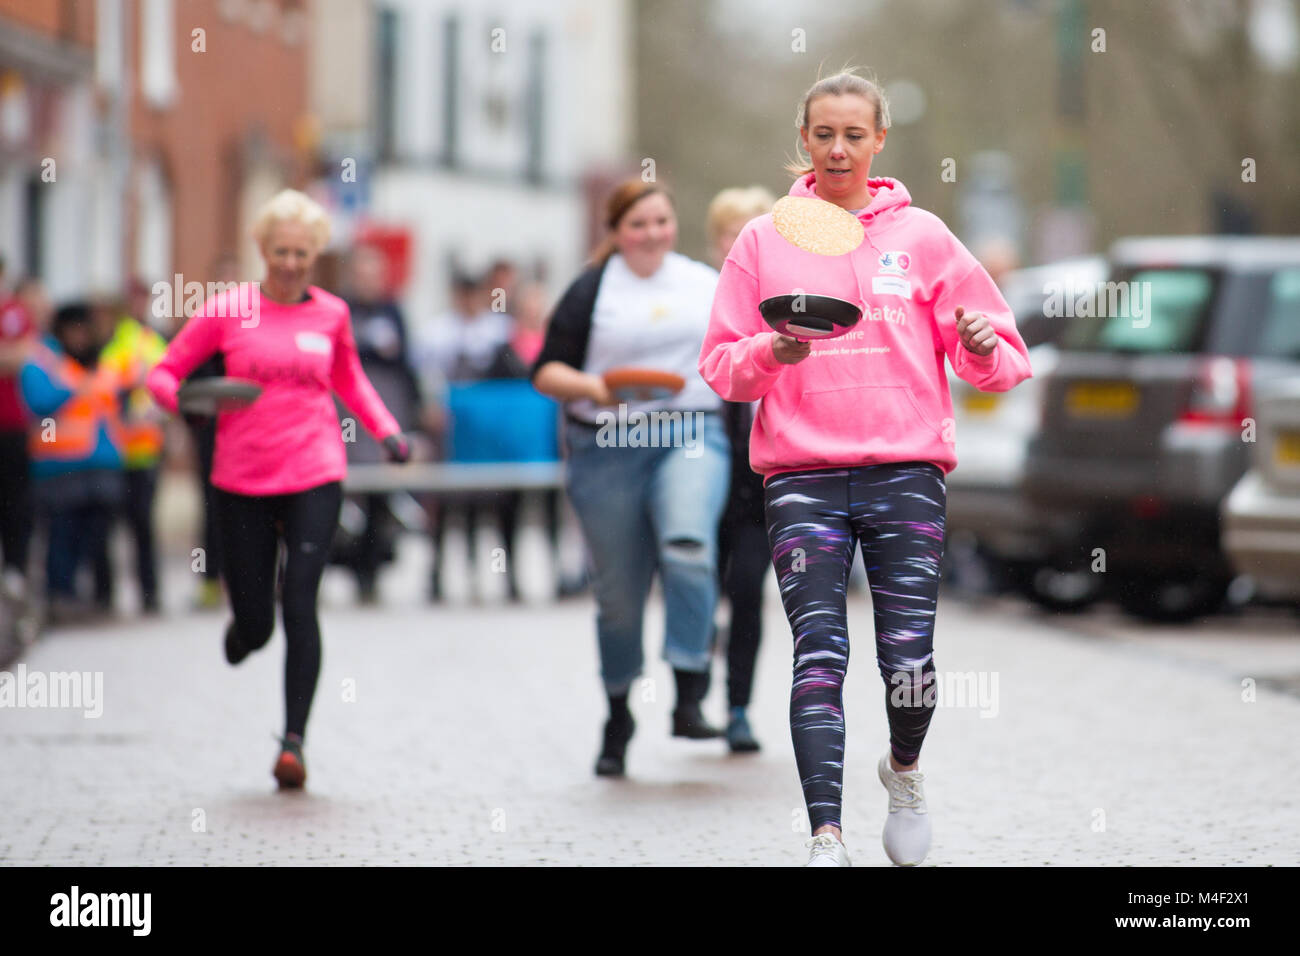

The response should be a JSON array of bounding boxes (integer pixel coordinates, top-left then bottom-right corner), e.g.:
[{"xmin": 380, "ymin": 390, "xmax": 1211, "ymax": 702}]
[
  {"xmin": 1131, "ymin": 495, "xmax": 1167, "ymax": 518},
  {"xmin": 1179, "ymin": 357, "xmax": 1252, "ymax": 427}
]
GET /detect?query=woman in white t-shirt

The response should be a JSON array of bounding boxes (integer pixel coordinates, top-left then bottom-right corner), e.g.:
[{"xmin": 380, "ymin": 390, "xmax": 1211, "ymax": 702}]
[{"xmin": 532, "ymin": 180, "xmax": 731, "ymax": 777}]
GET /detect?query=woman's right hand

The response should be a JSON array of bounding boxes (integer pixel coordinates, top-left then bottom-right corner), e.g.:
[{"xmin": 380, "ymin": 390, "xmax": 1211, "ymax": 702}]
[
  {"xmin": 588, "ymin": 374, "xmax": 617, "ymax": 406},
  {"xmin": 772, "ymin": 334, "xmax": 811, "ymax": 365}
]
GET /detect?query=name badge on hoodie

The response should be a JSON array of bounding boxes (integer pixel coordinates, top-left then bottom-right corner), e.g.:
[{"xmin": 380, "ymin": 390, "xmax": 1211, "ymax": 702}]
[
  {"xmin": 872, "ymin": 275, "xmax": 912, "ymax": 298},
  {"xmin": 295, "ymin": 331, "xmax": 331, "ymax": 355}
]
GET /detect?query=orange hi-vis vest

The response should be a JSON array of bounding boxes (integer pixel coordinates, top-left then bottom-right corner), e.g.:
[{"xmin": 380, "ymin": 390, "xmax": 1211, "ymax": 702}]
[{"xmin": 26, "ymin": 343, "xmax": 126, "ymax": 464}]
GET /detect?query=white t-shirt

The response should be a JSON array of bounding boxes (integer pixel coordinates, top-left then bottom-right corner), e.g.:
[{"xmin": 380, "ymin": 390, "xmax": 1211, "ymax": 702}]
[
  {"xmin": 567, "ymin": 251, "xmax": 723, "ymax": 423},
  {"xmin": 414, "ymin": 309, "xmax": 512, "ymax": 387}
]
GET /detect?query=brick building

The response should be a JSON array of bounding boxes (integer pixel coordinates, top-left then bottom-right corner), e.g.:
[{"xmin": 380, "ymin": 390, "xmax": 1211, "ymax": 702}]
[{"xmin": 0, "ymin": 0, "xmax": 312, "ymax": 312}]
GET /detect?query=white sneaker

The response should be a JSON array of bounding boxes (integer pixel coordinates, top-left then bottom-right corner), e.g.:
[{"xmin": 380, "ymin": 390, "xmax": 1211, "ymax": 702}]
[
  {"xmin": 804, "ymin": 833, "xmax": 851, "ymax": 867},
  {"xmin": 1, "ymin": 569, "xmax": 25, "ymax": 603},
  {"xmin": 878, "ymin": 752, "xmax": 931, "ymax": 866}
]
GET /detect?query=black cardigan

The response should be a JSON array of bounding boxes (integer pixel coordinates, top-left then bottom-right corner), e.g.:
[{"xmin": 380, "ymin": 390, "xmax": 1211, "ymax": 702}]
[{"xmin": 529, "ymin": 259, "xmax": 609, "ymax": 381}]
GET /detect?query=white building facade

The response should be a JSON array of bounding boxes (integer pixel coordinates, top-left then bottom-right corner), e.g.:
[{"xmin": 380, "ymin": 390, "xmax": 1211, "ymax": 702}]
[{"xmin": 311, "ymin": 0, "xmax": 634, "ymax": 329}]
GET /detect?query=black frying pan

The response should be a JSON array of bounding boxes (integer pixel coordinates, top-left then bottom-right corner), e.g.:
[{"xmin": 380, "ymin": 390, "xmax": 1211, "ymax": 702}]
[{"xmin": 760, "ymin": 294, "xmax": 863, "ymax": 342}]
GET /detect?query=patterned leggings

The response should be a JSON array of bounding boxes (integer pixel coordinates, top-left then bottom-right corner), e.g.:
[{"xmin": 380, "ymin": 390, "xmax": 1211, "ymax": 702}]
[{"xmin": 765, "ymin": 462, "xmax": 946, "ymax": 833}]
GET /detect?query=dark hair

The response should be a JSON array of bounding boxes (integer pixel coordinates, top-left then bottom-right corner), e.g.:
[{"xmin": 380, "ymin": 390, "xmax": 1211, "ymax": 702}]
[
  {"xmin": 52, "ymin": 302, "xmax": 93, "ymax": 332},
  {"xmin": 785, "ymin": 67, "xmax": 892, "ymax": 179},
  {"xmin": 588, "ymin": 179, "xmax": 675, "ymax": 267},
  {"xmin": 450, "ymin": 270, "xmax": 480, "ymax": 293}
]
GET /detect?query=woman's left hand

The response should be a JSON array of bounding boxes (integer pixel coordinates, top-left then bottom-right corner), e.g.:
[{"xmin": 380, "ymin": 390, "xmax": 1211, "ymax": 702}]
[
  {"xmin": 383, "ymin": 432, "xmax": 412, "ymax": 463},
  {"xmin": 955, "ymin": 306, "xmax": 998, "ymax": 356}
]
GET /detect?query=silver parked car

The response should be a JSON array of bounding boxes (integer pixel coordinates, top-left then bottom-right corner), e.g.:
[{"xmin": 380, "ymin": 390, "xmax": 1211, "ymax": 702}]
[
  {"xmin": 1024, "ymin": 236, "xmax": 1300, "ymax": 621},
  {"xmin": 1222, "ymin": 376, "xmax": 1300, "ymax": 603},
  {"xmin": 945, "ymin": 256, "xmax": 1106, "ymax": 600}
]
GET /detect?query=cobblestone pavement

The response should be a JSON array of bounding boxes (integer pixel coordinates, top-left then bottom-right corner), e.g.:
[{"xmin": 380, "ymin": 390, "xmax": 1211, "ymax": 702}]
[{"xmin": 2, "ymin": 538, "xmax": 1297, "ymax": 866}]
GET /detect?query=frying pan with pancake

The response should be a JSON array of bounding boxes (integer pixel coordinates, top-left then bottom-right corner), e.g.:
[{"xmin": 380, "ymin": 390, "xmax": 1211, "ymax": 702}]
[
  {"xmin": 759, "ymin": 294, "xmax": 863, "ymax": 342},
  {"xmin": 601, "ymin": 367, "xmax": 687, "ymax": 402},
  {"xmin": 764, "ymin": 195, "xmax": 867, "ymax": 341},
  {"xmin": 176, "ymin": 377, "xmax": 263, "ymax": 415}
]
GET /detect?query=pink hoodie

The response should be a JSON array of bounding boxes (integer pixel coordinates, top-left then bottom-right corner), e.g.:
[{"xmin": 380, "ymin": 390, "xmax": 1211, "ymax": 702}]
[
  {"xmin": 148, "ymin": 284, "xmax": 400, "ymax": 496},
  {"xmin": 699, "ymin": 174, "xmax": 1031, "ymax": 480}
]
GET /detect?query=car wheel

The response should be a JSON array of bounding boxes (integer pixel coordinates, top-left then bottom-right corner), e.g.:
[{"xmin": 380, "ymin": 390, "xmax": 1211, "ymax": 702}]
[
  {"xmin": 940, "ymin": 541, "xmax": 999, "ymax": 596},
  {"xmin": 1020, "ymin": 563, "xmax": 1104, "ymax": 613},
  {"xmin": 1113, "ymin": 572, "xmax": 1229, "ymax": 623}
]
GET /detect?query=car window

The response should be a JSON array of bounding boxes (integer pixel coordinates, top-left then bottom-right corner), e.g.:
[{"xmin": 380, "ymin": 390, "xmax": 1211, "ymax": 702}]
[
  {"xmin": 1258, "ymin": 269, "xmax": 1300, "ymax": 359},
  {"xmin": 1062, "ymin": 269, "xmax": 1216, "ymax": 353},
  {"xmin": 1007, "ymin": 290, "xmax": 1055, "ymax": 349}
]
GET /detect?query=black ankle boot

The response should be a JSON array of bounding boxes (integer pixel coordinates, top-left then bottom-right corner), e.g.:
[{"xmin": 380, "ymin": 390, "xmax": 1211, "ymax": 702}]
[
  {"xmin": 224, "ymin": 621, "xmax": 251, "ymax": 666},
  {"xmin": 671, "ymin": 669, "xmax": 724, "ymax": 739},
  {"xmin": 595, "ymin": 710, "xmax": 635, "ymax": 777}
]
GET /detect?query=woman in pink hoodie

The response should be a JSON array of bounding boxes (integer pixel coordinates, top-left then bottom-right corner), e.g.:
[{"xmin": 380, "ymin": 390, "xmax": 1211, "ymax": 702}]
[
  {"xmin": 699, "ymin": 71, "xmax": 1032, "ymax": 867},
  {"xmin": 148, "ymin": 189, "xmax": 410, "ymax": 789}
]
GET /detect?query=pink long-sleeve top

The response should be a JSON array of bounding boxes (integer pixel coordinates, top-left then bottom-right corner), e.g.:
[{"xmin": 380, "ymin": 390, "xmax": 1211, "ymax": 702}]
[
  {"xmin": 699, "ymin": 173, "xmax": 1032, "ymax": 479},
  {"xmin": 147, "ymin": 284, "xmax": 400, "ymax": 496}
]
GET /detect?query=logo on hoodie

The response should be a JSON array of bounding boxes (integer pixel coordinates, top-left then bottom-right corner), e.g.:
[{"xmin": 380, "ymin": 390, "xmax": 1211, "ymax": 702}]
[
  {"xmin": 874, "ymin": 251, "xmax": 914, "ymax": 298},
  {"xmin": 878, "ymin": 251, "xmax": 911, "ymax": 276}
]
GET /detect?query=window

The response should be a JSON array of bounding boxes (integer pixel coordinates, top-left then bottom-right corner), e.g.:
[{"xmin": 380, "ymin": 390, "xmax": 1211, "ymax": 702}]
[
  {"xmin": 134, "ymin": 160, "xmax": 172, "ymax": 282},
  {"xmin": 524, "ymin": 28, "xmax": 546, "ymax": 184},
  {"xmin": 440, "ymin": 15, "xmax": 460, "ymax": 168},
  {"xmin": 96, "ymin": 0, "xmax": 125, "ymax": 92},
  {"xmin": 1063, "ymin": 269, "xmax": 1217, "ymax": 353},
  {"xmin": 23, "ymin": 174, "xmax": 44, "ymax": 280},
  {"xmin": 1259, "ymin": 269, "xmax": 1300, "ymax": 359},
  {"xmin": 140, "ymin": 0, "xmax": 177, "ymax": 108},
  {"xmin": 375, "ymin": 7, "xmax": 399, "ymax": 161},
  {"xmin": 281, "ymin": 0, "xmax": 305, "ymax": 46}
]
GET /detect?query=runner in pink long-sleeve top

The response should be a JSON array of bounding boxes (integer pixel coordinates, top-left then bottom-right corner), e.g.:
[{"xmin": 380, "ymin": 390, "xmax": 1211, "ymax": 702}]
[
  {"xmin": 148, "ymin": 283, "xmax": 401, "ymax": 495},
  {"xmin": 148, "ymin": 188, "xmax": 411, "ymax": 791}
]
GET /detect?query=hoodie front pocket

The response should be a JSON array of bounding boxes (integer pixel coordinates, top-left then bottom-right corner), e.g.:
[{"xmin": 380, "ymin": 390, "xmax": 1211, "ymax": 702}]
[{"xmin": 772, "ymin": 384, "xmax": 946, "ymax": 462}]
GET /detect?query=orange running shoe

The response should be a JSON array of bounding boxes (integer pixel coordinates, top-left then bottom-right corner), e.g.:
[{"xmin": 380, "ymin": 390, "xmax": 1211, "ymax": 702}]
[{"xmin": 273, "ymin": 734, "xmax": 306, "ymax": 790}]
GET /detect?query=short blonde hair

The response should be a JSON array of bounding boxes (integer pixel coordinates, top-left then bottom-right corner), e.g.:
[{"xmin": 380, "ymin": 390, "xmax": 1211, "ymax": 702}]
[
  {"xmin": 706, "ymin": 186, "xmax": 777, "ymax": 243},
  {"xmin": 251, "ymin": 188, "xmax": 331, "ymax": 251}
]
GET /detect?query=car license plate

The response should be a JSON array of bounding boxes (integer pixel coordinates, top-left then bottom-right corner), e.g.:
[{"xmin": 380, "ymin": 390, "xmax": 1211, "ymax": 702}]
[
  {"xmin": 962, "ymin": 392, "xmax": 1001, "ymax": 415},
  {"xmin": 1275, "ymin": 430, "xmax": 1300, "ymax": 466},
  {"xmin": 1065, "ymin": 382, "xmax": 1139, "ymax": 418}
]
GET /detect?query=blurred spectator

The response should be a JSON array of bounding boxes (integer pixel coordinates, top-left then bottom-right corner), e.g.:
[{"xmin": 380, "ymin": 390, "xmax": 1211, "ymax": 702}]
[
  {"xmin": 487, "ymin": 258, "xmax": 520, "ymax": 317},
  {"xmin": 413, "ymin": 271, "xmax": 514, "ymax": 602},
  {"xmin": 95, "ymin": 285, "xmax": 168, "ymax": 614},
  {"xmin": 337, "ymin": 243, "xmax": 424, "ymax": 603},
  {"xmin": 478, "ymin": 280, "xmax": 564, "ymax": 598},
  {"xmin": 187, "ymin": 254, "xmax": 239, "ymax": 610},
  {"xmin": 19, "ymin": 302, "xmax": 125, "ymax": 623},
  {"xmin": 483, "ymin": 280, "xmax": 549, "ymax": 378},
  {"xmin": 416, "ymin": 271, "xmax": 513, "ymax": 391},
  {"xmin": 705, "ymin": 185, "xmax": 776, "ymax": 753},
  {"xmin": 0, "ymin": 275, "xmax": 43, "ymax": 603}
]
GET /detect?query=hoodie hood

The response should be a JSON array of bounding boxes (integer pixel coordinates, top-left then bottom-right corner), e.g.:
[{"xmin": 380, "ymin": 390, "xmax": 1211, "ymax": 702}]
[
  {"xmin": 788, "ymin": 173, "xmax": 915, "ymax": 307},
  {"xmin": 789, "ymin": 173, "xmax": 912, "ymax": 227}
]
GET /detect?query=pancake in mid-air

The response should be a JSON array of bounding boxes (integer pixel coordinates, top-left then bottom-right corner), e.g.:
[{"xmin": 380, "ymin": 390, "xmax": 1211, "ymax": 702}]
[{"xmin": 771, "ymin": 195, "xmax": 865, "ymax": 256}]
